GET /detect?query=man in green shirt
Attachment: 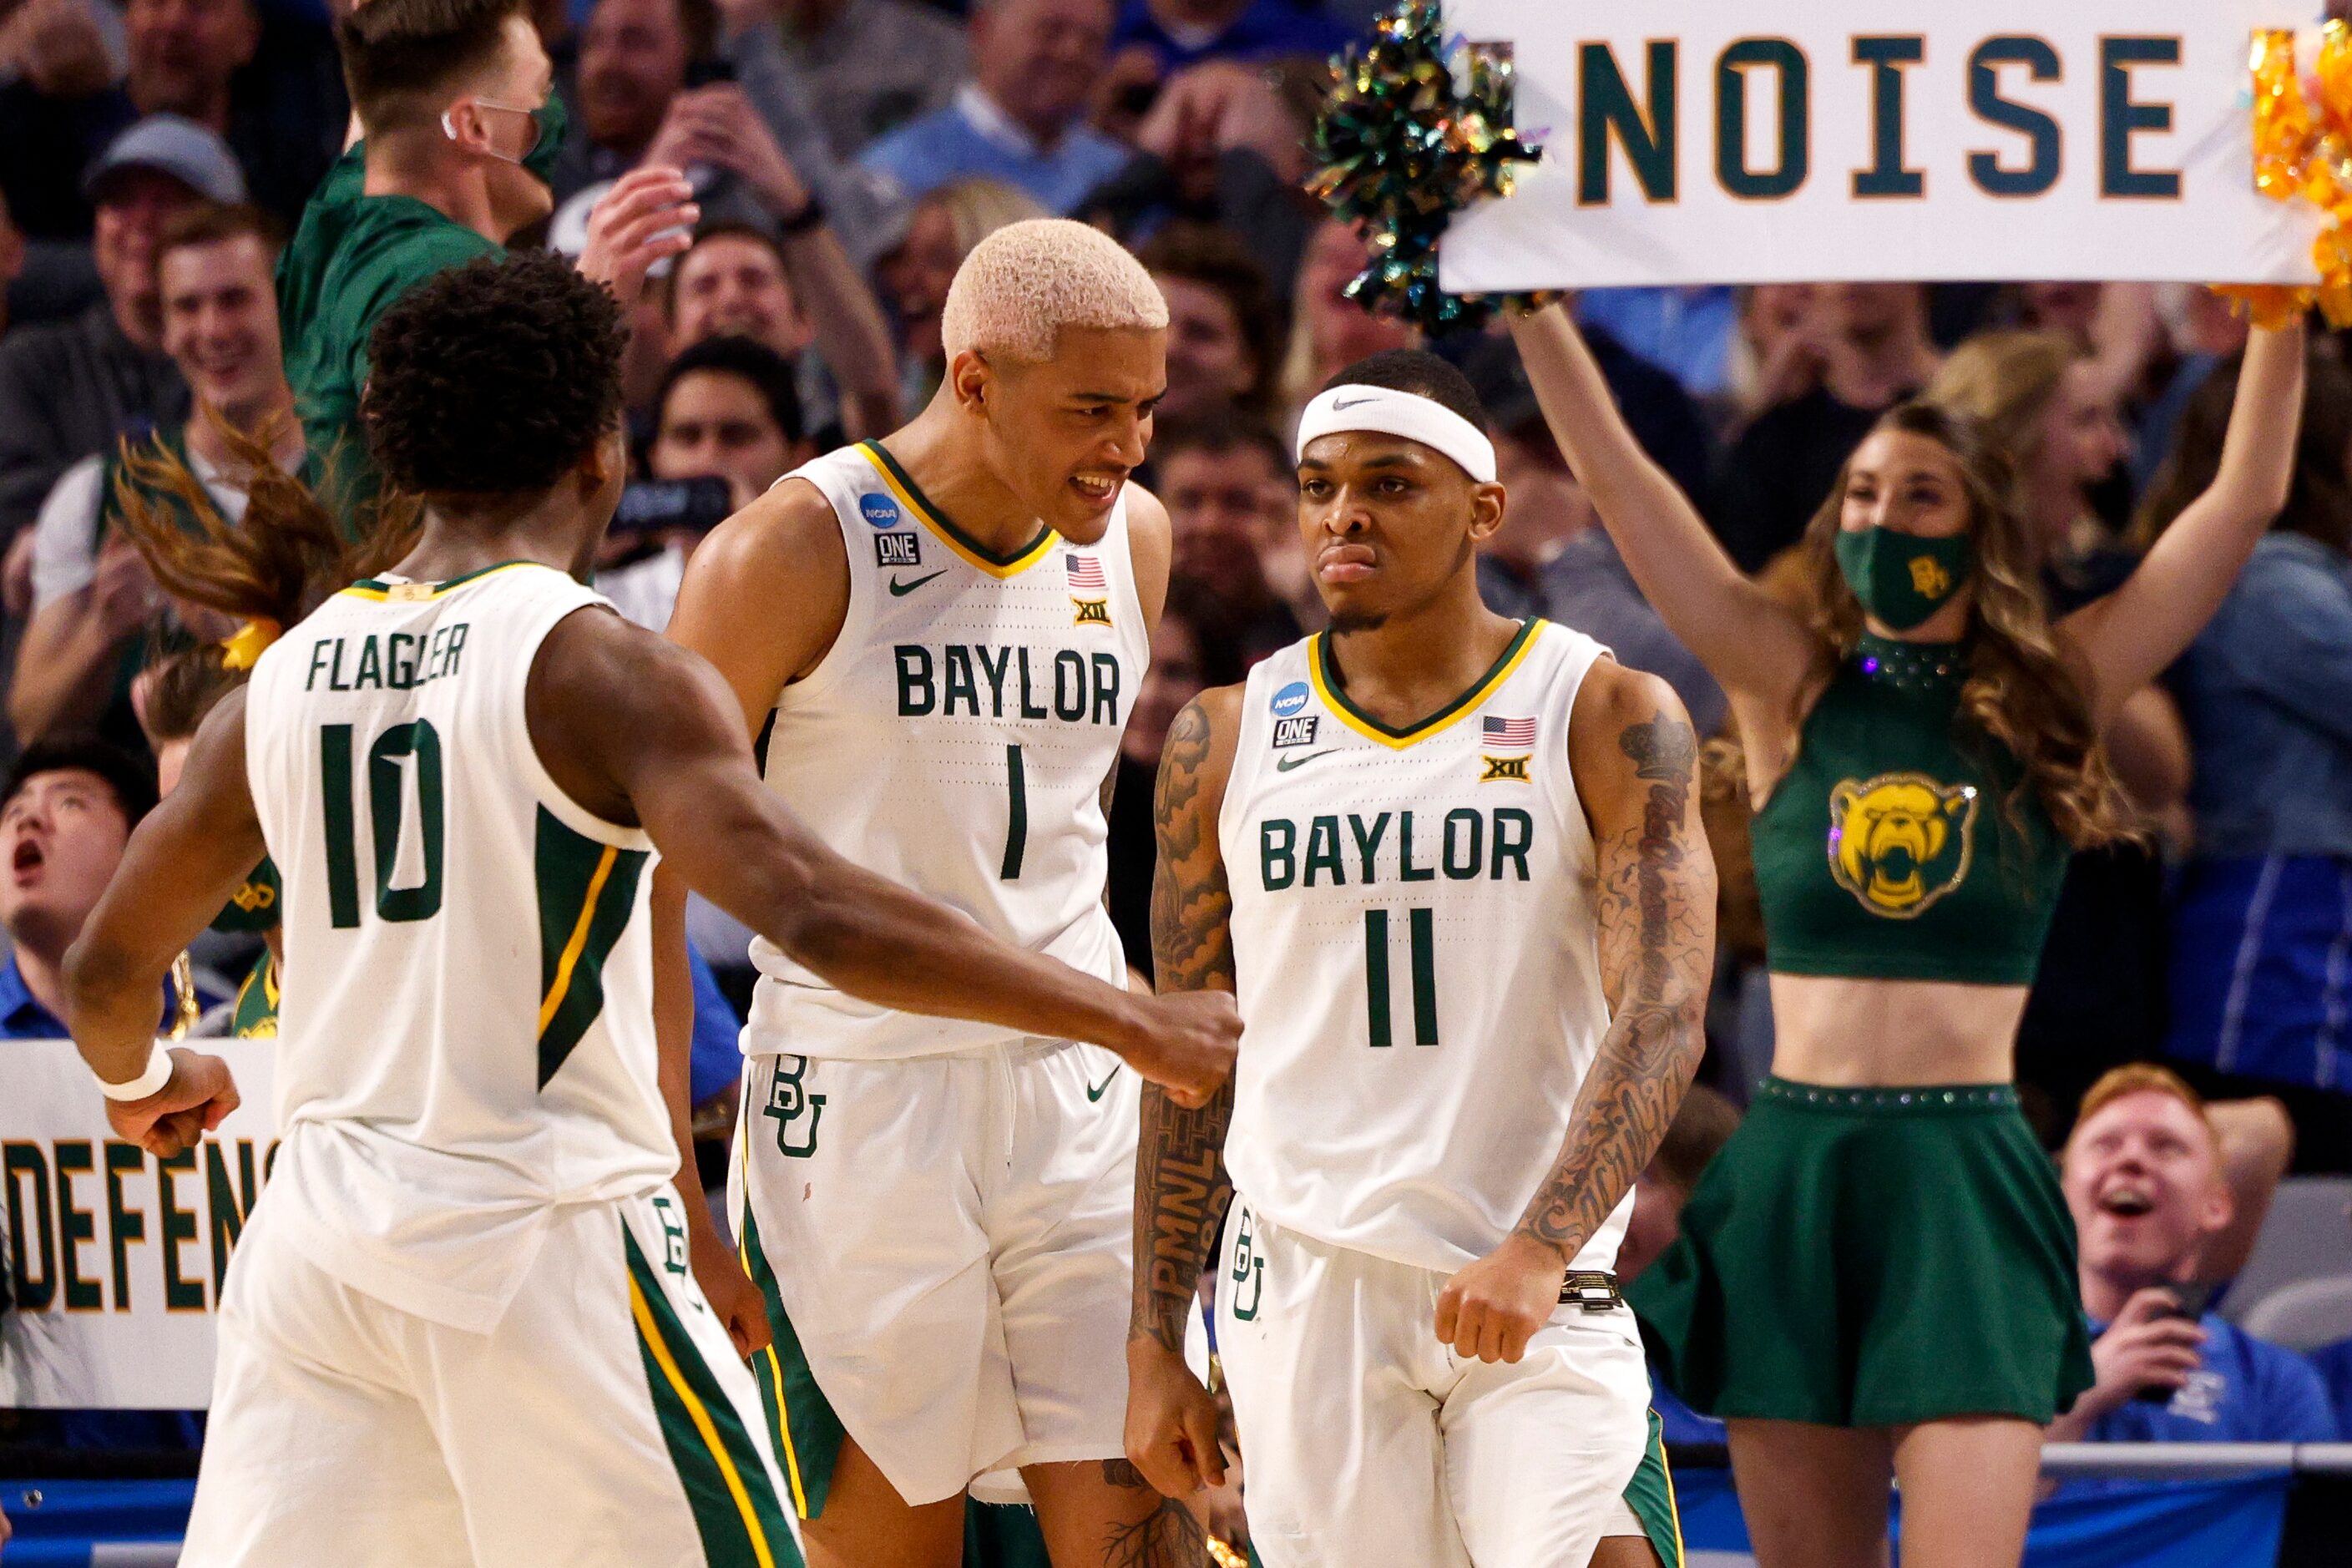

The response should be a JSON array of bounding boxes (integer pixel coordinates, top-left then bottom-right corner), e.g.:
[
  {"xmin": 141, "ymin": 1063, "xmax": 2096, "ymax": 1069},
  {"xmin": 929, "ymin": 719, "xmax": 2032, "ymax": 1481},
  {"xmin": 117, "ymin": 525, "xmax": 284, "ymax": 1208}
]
[{"xmin": 281, "ymin": 0, "xmax": 693, "ymax": 524}]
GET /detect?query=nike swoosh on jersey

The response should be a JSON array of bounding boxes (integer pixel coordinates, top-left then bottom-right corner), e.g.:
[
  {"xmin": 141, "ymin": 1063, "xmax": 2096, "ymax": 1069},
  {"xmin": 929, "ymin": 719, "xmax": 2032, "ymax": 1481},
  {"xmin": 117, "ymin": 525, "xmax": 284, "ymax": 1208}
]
[
  {"xmin": 1274, "ymin": 751, "xmax": 1333, "ymax": 771},
  {"xmin": 1085, "ymin": 1065, "xmax": 1122, "ymax": 1101},
  {"xmin": 888, "ymin": 570, "xmax": 948, "ymax": 595}
]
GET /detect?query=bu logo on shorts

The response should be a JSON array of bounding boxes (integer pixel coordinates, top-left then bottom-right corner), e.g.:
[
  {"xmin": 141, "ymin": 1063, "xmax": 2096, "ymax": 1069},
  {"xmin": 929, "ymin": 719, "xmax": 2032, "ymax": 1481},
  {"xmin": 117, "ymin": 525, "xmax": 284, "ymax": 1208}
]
[
  {"xmin": 1228, "ymin": 1208, "xmax": 1266, "ymax": 1321},
  {"xmin": 764, "ymin": 1055, "xmax": 827, "ymax": 1158},
  {"xmin": 650, "ymin": 1193, "xmax": 690, "ymax": 1278}
]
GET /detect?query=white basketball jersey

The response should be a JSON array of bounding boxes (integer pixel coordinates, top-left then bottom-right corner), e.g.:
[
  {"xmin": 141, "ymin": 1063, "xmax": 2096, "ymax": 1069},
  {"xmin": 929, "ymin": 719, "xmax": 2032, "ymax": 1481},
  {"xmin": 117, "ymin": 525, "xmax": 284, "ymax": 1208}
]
[
  {"xmin": 1219, "ymin": 620, "xmax": 1632, "ymax": 1277},
  {"xmin": 744, "ymin": 442, "xmax": 1149, "ymax": 1060},
  {"xmin": 244, "ymin": 562, "xmax": 671, "ymax": 1331}
]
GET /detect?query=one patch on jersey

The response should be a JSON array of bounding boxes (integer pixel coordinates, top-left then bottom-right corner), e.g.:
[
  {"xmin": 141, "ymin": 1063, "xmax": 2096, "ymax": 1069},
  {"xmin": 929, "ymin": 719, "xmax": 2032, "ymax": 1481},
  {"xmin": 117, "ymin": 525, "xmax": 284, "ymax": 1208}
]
[
  {"xmin": 1481, "ymin": 755, "xmax": 1533, "ymax": 782},
  {"xmin": 858, "ymin": 492, "xmax": 903, "ymax": 529},
  {"xmin": 1272, "ymin": 715, "xmax": 1320, "ymax": 748},
  {"xmin": 874, "ymin": 531, "xmax": 923, "ymax": 568},
  {"xmin": 1271, "ymin": 680, "xmax": 1311, "ymax": 718},
  {"xmin": 1065, "ymin": 554, "xmax": 1112, "ymax": 626}
]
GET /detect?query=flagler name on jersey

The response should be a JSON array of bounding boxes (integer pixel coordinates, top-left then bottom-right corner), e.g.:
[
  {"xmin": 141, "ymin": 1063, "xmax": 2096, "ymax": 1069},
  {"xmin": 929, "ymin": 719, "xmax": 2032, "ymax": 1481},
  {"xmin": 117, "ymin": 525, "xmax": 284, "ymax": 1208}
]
[
  {"xmin": 893, "ymin": 642, "xmax": 1125, "ymax": 726},
  {"xmin": 302, "ymin": 623, "xmax": 473, "ymax": 693}
]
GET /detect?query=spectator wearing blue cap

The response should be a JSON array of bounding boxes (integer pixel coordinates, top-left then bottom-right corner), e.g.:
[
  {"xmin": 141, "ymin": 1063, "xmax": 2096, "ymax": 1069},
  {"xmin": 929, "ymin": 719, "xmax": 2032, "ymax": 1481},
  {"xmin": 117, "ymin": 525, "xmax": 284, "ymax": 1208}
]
[{"xmin": 0, "ymin": 116, "xmax": 243, "ymax": 544}]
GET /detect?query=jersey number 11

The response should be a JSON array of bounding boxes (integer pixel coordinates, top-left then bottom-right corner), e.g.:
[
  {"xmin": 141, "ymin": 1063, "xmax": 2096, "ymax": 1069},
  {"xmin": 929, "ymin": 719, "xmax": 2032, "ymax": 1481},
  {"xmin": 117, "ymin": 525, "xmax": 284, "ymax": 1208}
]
[{"xmin": 1363, "ymin": 908, "xmax": 1439, "ymax": 1048}]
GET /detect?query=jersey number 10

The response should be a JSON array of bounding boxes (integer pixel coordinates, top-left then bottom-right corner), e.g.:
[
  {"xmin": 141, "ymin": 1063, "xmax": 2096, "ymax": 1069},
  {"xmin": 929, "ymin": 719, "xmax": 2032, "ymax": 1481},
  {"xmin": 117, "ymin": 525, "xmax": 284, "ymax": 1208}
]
[{"xmin": 321, "ymin": 720, "xmax": 447, "ymax": 928}]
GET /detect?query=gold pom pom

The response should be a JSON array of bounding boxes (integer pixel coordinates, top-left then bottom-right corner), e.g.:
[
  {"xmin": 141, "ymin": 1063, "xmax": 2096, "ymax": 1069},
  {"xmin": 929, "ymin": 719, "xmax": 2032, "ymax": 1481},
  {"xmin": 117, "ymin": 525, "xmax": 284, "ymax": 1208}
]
[{"xmin": 2218, "ymin": 23, "xmax": 2352, "ymax": 327}]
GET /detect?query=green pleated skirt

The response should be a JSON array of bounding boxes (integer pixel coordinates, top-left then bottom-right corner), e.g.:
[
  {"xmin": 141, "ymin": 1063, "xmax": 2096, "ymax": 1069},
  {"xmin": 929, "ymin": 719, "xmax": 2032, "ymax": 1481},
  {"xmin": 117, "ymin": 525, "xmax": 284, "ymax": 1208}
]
[{"xmin": 1631, "ymin": 1077, "xmax": 2094, "ymax": 1428}]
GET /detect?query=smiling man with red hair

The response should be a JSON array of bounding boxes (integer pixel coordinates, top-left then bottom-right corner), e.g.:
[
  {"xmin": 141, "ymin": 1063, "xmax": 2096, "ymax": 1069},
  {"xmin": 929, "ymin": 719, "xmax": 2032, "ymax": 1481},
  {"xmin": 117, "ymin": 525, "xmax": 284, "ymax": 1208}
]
[{"xmin": 2048, "ymin": 1065, "xmax": 2339, "ymax": 1444}]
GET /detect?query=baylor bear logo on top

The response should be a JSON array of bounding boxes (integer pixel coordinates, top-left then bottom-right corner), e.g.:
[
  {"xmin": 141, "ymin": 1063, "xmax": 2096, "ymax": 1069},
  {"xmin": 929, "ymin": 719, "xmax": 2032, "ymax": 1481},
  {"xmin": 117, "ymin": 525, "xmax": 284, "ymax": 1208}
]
[{"xmin": 1826, "ymin": 772, "xmax": 1978, "ymax": 918}]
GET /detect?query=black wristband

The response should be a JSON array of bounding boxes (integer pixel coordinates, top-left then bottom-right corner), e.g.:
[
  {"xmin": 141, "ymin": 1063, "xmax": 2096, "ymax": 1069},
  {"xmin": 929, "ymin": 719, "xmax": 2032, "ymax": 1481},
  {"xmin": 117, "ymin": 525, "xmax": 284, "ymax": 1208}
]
[{"xmin": 776, "ymin": 193, "xmax": 827, "ymax": 236}]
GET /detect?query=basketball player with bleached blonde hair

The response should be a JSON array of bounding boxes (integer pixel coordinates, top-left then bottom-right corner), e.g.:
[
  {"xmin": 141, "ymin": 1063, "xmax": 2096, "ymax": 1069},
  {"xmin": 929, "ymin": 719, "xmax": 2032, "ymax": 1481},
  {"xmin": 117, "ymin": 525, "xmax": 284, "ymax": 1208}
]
[{"xmin": 668, "ymin": 220, "xmax": 1220, "ymax": 1566}]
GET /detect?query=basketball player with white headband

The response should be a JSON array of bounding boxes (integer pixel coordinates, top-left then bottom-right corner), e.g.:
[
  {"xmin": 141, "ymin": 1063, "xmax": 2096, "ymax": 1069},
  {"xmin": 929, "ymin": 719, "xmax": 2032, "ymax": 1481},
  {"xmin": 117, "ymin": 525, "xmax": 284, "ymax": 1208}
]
[{"xmin": 1125, "ymin": 348, "xmax": 1717, "ymax": 1568}]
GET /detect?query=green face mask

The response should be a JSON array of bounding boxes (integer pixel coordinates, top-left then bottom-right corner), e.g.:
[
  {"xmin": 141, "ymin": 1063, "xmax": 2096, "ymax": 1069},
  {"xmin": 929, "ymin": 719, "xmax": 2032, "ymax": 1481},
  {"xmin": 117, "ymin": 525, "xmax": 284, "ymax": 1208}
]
[
  {"xmin": 1833, "ymin": 526, "xmax": 1973, "ymax": 632},
  {"xmin": 523, "ymin": 89, "xmax": 568, "ymax": 188}
]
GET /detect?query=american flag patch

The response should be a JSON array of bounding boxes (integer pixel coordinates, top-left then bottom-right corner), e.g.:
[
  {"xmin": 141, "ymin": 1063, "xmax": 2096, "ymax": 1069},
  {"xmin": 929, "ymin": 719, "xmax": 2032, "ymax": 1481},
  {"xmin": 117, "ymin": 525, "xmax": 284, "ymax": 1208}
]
[
  {"xmin": 1065, "ymin": 554, "xmax": 1106, "ymax": 592},
  {"xmin": 1483, "ymin": 716, "xmax": 1536, "ymax": 746}
]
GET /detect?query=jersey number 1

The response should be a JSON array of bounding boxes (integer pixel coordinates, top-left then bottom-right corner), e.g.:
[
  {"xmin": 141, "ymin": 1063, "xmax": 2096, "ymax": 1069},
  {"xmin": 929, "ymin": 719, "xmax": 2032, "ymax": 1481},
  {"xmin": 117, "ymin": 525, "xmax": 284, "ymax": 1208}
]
[
  {"xmin": 1363, "ymin": 908, "xmax": 1439, "ymax": 1047},
  {"xmin": 999, "ymin": 743, "xmax": 1027, "ymax": 880},
  {"xmin": 321, "ymin": 720, "xmax": 446, "ymax": 928}
]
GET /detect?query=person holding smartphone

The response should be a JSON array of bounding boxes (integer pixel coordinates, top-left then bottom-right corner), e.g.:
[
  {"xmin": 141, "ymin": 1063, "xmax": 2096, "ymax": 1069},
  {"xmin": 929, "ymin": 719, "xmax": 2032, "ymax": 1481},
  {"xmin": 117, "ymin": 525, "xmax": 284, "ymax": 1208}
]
[{"xmin": 2048, "ymin": 1065, "xmax": 2338, "ymax": 1446}]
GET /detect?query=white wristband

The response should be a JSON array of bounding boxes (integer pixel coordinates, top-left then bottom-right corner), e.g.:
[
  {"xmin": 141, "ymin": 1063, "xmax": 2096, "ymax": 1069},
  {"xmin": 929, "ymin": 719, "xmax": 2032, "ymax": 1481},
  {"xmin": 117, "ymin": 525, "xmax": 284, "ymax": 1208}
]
[{"xmin": 97, "ymin": 1044, "xmax": 173, "ymax": 1102}]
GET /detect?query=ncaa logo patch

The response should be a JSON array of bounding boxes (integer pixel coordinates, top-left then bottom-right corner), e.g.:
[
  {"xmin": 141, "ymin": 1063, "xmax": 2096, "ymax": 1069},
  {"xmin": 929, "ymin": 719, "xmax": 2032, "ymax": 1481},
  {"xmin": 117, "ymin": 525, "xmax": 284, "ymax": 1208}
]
[
  {"xmin": 1271, "ymin": 680, "xmax": 1311, "ymax": 717},
  {"xmin": 875, "ymin": 532, "xmax": 922, "ymax": 568},
  {"xmin": 1273, "ymin": 716, "xmax": 1319, "ymax": 748},
  {"xmin": 858, "ymin": 493, "xmax": 902, "ymax": 529}
]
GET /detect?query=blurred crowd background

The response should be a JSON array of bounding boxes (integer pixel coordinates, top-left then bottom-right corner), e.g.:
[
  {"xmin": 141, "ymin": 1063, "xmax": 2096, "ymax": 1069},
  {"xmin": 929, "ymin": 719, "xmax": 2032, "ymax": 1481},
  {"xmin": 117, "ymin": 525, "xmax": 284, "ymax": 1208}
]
[{"xmin": 2, "ymin": 0, "xmax": 2350, "ymax": 1534}]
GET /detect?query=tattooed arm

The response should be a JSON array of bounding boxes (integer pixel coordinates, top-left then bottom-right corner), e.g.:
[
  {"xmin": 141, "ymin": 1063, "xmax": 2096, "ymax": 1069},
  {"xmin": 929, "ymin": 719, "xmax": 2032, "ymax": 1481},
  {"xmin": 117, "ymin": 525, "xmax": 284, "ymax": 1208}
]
[
  {"xmin": 1125, "ymin": 686, "xmax": 1244, "ymax": 1500},
  {"xmin": 1434, "ymin": 662, "xmax": 1716, "ymax": 1364}
]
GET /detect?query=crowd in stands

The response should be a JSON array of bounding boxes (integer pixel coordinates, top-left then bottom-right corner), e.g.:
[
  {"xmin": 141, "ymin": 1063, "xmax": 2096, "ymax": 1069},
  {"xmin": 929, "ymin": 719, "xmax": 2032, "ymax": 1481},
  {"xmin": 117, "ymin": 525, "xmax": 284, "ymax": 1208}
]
[{"xmin": 3, "ymin": 0, "xmax": 2350, "ymax": 1540}]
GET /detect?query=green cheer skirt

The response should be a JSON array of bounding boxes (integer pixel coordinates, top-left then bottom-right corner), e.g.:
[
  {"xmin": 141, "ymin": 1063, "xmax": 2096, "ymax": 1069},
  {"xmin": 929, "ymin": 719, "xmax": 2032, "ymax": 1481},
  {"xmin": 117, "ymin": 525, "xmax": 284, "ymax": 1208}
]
[{"xmin": 1631, "ymin": 1077, "xmax": 2093, "ymax": 1428}]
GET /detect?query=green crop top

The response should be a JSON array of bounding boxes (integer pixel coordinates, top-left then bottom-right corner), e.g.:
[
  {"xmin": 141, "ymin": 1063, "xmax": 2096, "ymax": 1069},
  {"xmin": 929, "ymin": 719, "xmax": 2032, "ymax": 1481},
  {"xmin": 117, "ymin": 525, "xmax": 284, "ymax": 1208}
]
[{"xmin": 1751, "ymin": 635, "xmax": 2069, "ymax": 985}]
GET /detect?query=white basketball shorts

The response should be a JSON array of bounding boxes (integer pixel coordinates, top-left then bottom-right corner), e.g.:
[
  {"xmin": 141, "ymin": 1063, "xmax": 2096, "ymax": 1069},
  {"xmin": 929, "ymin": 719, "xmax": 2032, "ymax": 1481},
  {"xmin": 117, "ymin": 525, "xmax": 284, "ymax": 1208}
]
[
  {"xmin": 1216, "ymin": 1198, "xmax": 1654, "ymax": 1568},
  {"xmin": 182, "ymin": 1185, "xmax": 800, "ymax": 1568},
  {"xmin": 731, "ymin": 1038, "xmax": 1139, "ymax": 1513}
]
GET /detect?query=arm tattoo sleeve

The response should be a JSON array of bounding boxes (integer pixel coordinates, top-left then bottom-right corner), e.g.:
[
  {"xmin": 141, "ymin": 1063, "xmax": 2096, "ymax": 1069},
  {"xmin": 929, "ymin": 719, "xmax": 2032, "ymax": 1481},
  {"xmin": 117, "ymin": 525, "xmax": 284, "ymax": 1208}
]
[
  {"xmin": 1132, "ymin": 698, "xmax": 1238, "ymax": 1352},
  {"xmin": 1513, "ymin": 714, "xmax": 1712, "ymax": 1261}
]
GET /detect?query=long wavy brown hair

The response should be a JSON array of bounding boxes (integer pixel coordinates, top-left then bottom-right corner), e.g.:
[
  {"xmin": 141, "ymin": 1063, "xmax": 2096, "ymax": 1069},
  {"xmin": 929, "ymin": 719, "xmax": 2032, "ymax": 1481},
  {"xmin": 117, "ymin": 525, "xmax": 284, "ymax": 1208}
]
[
  {"xmin": 1785, "ymin": 400, "xmax": 2135, "ymax": 849},
  {"xmin": 109, "ymin": 412, "xmax": 420, "ymax": 748},
  {"xmin": 110, "ymin": 412, "xmax": 419, "ymax": 644}
]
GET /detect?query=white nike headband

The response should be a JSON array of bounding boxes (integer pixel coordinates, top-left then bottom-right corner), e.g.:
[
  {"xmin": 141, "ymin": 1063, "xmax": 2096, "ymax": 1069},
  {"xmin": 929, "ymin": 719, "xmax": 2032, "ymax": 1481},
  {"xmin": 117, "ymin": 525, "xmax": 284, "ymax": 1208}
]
[{"xmin": 1295, "ymin": 384, "xmax": 1498, "ymax": 484}]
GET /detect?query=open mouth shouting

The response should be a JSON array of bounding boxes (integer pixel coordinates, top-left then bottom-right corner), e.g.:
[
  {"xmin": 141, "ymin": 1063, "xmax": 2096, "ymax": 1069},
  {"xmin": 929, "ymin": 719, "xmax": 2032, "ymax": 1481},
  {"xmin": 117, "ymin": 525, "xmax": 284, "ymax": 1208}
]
[{"xmin": 1069, "ymin": 469, "xmax": 1127, "ymax": 511}]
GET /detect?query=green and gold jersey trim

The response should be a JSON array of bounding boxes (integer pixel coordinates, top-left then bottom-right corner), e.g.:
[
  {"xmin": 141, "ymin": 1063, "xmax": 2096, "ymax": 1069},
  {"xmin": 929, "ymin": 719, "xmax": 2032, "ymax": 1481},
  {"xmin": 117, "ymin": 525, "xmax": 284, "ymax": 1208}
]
[
  {"xmin": 625, "ymin": 1231, "xmax": 797, "ymax": 1568},
  {"xmin": 342, "ymin": 559, "xmax": 541, "ymax": 602},
  {"xmin": 1308, "ymin": 619, "xmax": 1544, "ymax": 751},
  {"xmin": 857, "ymin": 441, "xmax": 1057, "ymax": 579},
  {"xmin": 534, "ymin": 807, "xmax": 650, "ymax": 1087},
  {"xmin": 1621, "ymin": 1409, "xmax": 1685, "ymax": 1568},
  {"xmin": 230, "ymin": 951, "xmax": 280, "ymax": 1039},
  {"xmin": 738, "ymin": 1185, "xmax": 846, "ymax": 1520}
]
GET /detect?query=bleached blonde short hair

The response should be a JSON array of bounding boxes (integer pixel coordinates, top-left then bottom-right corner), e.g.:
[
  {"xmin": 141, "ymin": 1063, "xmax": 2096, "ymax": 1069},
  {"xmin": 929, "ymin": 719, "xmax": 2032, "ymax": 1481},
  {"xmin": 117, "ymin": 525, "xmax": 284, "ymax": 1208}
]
[{"xmin": 941, "ymin": 218, "xmax": 1168, "ymax": 364}]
